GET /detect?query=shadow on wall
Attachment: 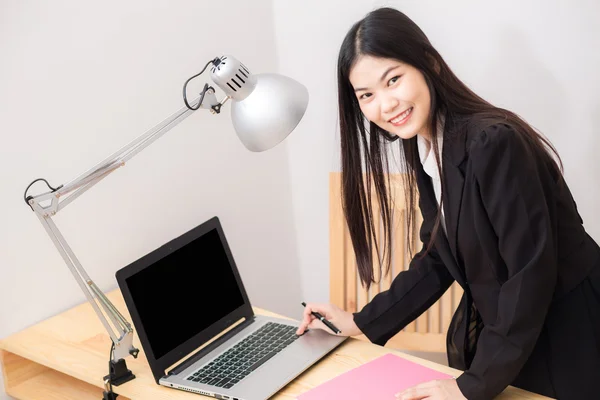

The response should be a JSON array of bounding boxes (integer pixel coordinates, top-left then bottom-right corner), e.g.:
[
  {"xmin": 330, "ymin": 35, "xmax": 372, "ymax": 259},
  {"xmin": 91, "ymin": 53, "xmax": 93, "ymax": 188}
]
[
  {"xmin": 483, "ymin": 26, "xmax": 600, "ymax": 241},
  {"xmin": 585, "ymin": 102, "xmax": 600, "ymax": 242},
  {"xmin": 480, "ymin": 26, "xmax": 568, "ymax": 141}
]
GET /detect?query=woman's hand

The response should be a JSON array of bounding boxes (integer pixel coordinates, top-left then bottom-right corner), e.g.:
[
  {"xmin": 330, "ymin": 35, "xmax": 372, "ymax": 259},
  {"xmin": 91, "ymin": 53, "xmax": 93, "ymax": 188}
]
[
  {"xmin": 295, "ymin": 302, "xmax": 362, "ymax": 337},
  {"xmin": 395, "ymin": 379, "xmax": 466, "ymax": 400}
]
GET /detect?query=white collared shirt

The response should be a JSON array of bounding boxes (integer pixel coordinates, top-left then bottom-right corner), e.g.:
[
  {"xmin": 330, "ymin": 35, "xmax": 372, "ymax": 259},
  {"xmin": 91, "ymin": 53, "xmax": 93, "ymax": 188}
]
[{"xmin": 416, "ymin": 131, "xmax": 447, "ymax": 235}]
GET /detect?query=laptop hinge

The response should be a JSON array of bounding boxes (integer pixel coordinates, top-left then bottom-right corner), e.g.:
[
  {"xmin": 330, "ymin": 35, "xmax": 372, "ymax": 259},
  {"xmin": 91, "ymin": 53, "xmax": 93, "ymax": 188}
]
[{"xmin": 168, "ymin": 316, "xmax": 256, "ymax": 376}]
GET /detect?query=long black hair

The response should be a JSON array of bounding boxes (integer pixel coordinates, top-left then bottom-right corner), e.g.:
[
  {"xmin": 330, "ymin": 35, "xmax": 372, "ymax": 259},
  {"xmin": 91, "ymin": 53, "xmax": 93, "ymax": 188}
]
[{"xmin": 337, "ymin": 7, "xmax": 562, "ymax": 288}]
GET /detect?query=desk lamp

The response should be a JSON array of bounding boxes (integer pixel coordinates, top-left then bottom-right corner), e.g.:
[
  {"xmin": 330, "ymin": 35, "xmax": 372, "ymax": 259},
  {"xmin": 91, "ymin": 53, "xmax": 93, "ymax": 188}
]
[{"xmin": 23, "ymin": 55, "xmax": 308, "ymax": 396}]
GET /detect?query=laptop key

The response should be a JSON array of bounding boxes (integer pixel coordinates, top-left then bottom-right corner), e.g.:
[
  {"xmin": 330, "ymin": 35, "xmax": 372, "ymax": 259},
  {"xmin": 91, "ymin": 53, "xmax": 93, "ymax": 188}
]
[
  {"xmin": 224, "ymin": 383, "xmax": 234, "ymax": 389},
  {"xmin": 248, "ymin": 351, "xmax": 278, "ymax": 372},
  {"xmin": 208, "ymin": 377, "xmax": 221, "ymax": 386}
]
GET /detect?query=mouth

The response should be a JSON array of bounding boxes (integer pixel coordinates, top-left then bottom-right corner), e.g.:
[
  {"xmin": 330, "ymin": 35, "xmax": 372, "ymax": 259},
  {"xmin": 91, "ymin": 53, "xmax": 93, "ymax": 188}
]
[{"xmin": 388, "ymin": 107, "xmax": 413, "ymax": 126}]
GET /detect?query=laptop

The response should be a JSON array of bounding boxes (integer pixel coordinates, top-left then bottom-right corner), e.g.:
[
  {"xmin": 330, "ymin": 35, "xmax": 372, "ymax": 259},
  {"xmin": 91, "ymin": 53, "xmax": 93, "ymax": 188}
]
[{"xmin": 116, "ymin": 216, "xmax": 346, "ymax": 400}]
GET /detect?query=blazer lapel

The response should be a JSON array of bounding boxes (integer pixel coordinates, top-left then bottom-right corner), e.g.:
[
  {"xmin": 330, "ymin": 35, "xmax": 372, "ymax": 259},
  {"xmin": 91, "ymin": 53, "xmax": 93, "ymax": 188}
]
[
  {"xmin": 442, "ymin": 115, "xmax": 469, "ymax": 264},
  {"xmin": 442, "ymin": 162, "xmax": 464, "ymax": 265},
  {"xmin": 415, "ymin": 159, "xmax": 467, "ymax": 288}
]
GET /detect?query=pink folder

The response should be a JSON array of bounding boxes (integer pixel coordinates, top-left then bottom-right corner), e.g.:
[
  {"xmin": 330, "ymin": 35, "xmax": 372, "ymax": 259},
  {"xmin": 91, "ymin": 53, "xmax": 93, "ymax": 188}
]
[{"xmin": 297, "ymin": 353, "xmax": 454, "ymax": 399}]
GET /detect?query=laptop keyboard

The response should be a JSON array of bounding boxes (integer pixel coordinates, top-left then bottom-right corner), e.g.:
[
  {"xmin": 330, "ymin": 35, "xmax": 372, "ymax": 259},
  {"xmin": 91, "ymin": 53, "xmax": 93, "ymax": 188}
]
[{"xmin": 186, "ymin": 322, "xmax": 299, "ymax": 389}]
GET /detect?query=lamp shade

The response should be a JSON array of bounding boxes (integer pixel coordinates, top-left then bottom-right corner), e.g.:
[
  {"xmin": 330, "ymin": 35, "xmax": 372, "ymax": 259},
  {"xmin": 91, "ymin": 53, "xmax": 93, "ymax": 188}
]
[{"xmin": 230, "ymin": 73, "xmax": 308, "ymax": 152}]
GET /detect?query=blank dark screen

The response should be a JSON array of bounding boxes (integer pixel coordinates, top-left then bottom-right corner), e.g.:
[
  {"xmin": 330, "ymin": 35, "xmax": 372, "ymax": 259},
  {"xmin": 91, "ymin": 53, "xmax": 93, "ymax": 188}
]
[{"xmin": 125, "ymin": 228, "xmax": 245, "ymax": 359}]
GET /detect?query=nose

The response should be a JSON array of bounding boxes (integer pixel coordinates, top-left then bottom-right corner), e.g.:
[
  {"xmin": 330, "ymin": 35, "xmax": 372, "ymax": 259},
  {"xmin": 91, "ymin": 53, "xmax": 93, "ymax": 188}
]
[{"xmin": 381, "ymin": 93, "xmax": 399, "ymax": 115}]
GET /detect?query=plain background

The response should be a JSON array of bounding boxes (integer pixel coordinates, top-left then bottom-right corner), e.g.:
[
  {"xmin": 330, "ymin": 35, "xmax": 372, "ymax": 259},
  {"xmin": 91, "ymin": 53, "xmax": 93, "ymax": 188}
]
[{"xmin": 1, "ymin": 0, "xmax": 599, "ymax": 397}]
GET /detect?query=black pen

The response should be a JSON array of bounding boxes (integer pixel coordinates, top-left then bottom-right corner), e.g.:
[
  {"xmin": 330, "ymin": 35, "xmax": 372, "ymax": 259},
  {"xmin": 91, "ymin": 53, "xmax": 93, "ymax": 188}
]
[{"xmin": 301, "ymin": 302, "xmax": 342, "ymax": 334}]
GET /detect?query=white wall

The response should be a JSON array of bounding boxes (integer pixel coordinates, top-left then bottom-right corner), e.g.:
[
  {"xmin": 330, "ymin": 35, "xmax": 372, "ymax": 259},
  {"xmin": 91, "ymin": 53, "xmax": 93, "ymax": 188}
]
[
  {"xmin": 0, "ymin": 1, "xmax": 302, "ymax": 397},
  {"xmin": 275, "ymin": 0, "xmax": 600, "ymax": 304}
]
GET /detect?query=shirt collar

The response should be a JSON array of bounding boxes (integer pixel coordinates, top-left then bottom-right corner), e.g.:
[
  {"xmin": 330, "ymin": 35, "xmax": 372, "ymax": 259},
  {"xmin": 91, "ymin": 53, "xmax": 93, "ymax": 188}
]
[{"xmin": 416, "ymin": 118, "xmax": 445, "ymax": 180}]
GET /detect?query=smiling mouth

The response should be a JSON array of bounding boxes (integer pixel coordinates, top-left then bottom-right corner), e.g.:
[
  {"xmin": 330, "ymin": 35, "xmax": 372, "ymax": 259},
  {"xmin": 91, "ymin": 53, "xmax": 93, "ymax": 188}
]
[{"xmin": 388, "ymin": 107, "xmax": 413, "ymax": 125}]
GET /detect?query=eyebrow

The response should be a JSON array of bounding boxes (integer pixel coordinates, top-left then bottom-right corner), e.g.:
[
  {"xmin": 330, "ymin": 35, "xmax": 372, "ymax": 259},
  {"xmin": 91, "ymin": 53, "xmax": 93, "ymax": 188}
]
[{"xmin": 353, "ymin": 65, "xmax": 401, "ymax": 92}]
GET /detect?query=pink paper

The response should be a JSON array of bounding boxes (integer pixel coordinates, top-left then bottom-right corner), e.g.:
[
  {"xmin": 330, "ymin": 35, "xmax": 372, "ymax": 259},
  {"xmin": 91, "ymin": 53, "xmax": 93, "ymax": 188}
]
[{"xmin": 297, "ymin": 353, "xmax": 454, "ymax": 400}]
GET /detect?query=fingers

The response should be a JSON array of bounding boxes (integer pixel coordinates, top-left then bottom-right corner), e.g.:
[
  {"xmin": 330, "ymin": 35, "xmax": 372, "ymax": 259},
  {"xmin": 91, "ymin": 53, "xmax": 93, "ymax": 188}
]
[
  {"xmin": 296, "ymin": 315, "xmax": 315, "ymax": 335},
  {"xmin": 296, "ymin": 303, "xmax": 316, "ymax": 335},
  {"xmin": 296, "ymin": 303, "xmax": 329, "ymax": 335},
  {"xmin": 395, "ymin": 381, "xmax": 439, "ymax": 400},
  {"xmin": 307, "ymin": 317, "xmax": 341, "ymax": 336},
  {"xmin": 395, "ymin": 387, "xmax": 430, "ymax": 400}
]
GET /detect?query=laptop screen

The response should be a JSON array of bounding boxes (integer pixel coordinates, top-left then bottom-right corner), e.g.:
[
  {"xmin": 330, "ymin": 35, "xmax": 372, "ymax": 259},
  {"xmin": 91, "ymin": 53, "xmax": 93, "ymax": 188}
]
[{"xmin": 124, "ymin": 227, "xmax": 246, "ymax": 359}]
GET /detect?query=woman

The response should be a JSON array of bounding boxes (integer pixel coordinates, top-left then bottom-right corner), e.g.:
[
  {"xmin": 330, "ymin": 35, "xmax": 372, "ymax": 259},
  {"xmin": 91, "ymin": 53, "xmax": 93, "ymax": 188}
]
[{"xmin": 296, "ymin": 7, "xmax": 600, "ymax": 400}]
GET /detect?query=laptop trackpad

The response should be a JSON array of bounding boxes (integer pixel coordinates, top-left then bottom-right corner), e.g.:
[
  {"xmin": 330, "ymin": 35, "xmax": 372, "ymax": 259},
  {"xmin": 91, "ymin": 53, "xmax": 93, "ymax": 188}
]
[
  {"xmin": 233, "ymin": 351, "xmax": 313, "ymax": 396},
  {"xmin": 294, "ymin": 329, "xmax": 345, "ymax": 358},
  {"xmin": 228, "ymin": 329, "xmax": 344, "ymax": 398}
]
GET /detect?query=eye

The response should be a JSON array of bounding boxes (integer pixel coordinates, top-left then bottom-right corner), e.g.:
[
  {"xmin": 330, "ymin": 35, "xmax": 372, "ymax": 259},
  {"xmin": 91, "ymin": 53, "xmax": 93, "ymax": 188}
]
[
  {"xmin": 358, "ymin": 92, "xmax": 372, "ymax": 100},
  {"xmin": 388, "ymin": 75, "xmax": 402, "ymax": 86}
]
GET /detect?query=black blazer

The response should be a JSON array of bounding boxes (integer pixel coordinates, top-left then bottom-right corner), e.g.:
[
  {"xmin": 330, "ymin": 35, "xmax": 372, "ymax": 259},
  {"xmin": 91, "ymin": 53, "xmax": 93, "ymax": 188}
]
[{"xmin": 353, "ymin": 115, "xmax": 600, "ymax": 400}]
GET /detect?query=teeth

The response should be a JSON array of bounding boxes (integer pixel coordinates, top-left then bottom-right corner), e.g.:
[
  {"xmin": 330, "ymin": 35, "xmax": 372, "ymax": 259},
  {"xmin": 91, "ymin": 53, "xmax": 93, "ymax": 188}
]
[{"xmin": 391, "ymin": 108, "xmax": 412, "ymax": 123}]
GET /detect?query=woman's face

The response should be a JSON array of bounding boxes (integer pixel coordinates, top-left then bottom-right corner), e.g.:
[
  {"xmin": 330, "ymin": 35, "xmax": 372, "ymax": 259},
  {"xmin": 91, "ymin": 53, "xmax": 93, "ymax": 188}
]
[{"xmin": 349, "ymin": 55, "xmax": 432, "ymax": 140}]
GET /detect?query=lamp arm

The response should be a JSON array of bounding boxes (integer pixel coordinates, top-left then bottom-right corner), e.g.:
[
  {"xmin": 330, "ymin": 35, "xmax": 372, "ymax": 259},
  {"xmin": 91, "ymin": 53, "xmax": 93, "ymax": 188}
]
[
  {"xmin": 31, "ymin": 210, "xmax": 135, "ymax": 361},
  {"xmin": 33, "ymin": 91, "xmax": 218, "ymax": 214},
  {"xmin": 25, "ymin": 91, "xmax": 218, "ymax": 362}
]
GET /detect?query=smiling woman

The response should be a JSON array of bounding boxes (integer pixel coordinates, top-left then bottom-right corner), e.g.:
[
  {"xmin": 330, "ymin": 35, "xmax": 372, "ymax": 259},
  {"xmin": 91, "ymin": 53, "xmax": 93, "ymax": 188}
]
[
  {"xmin": 350, "ymin": 58, "xmax": 431, "ymax": 139},
  {"xmin": 297, "ymin": 6, "xmax": 600, "ymax": 400}
]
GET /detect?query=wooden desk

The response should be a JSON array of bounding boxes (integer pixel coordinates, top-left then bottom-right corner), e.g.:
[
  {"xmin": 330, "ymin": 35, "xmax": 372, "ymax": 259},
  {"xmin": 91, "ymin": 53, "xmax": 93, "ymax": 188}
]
[{"xmin": 0, "ymin": 290, "xmax": 549, "ymax": 399}]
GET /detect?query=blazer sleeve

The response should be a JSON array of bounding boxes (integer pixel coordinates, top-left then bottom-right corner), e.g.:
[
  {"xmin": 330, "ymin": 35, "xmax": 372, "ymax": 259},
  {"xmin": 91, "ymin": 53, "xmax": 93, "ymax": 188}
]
[
  {"xmin": 353, "ymin": 198, "xmax": 455, "ymax": 346},
  {"xmin": 456, "ymin": 123, "xmax": 558, "ymax": 400}
]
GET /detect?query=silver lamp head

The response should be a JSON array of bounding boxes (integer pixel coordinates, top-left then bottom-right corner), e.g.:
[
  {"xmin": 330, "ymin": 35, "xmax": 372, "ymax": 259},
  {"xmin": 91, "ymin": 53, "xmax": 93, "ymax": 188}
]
[{"xmin": 210, "ymin": 55, "xmax": 308, "ymax": 152}]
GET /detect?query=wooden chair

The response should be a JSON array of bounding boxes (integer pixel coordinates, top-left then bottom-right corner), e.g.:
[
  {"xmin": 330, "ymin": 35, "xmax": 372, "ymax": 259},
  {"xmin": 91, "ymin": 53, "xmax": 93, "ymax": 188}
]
[{"xmin": 329, "ymin": 172, "xmax": 462, "ymax": 354}]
